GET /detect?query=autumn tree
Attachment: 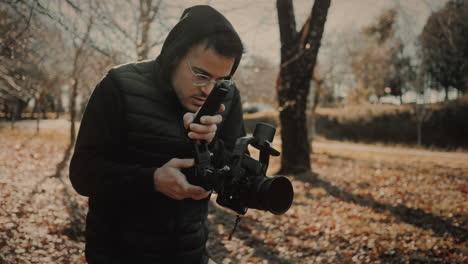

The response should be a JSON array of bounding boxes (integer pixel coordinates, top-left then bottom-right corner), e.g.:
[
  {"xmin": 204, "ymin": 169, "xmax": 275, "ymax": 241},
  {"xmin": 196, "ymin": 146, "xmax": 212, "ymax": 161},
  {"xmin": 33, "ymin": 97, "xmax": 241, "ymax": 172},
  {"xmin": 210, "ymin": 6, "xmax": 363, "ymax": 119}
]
[
  {"xmin": 419, "ymin": 0, "xmax": 468, "ymax": 100},
  {"xmin": 348, "ymin": 8, "xmax": 414, "ymax": 104},
  {"xmin": 384, "ymin": 45, "xmax": 415, "ymax": 104},
  {"xmin": 276, "ymin": 0, "xmax": 331, "ymax": 174},
  {"xmin": 0, "ymin": 4, "xmax": 66, "ymax": 124},
  {"xmin": 1, "ymin": 5, "xmax": 32, "ymax": 121},
  {"xmin": 312, "ymin": 35, "xmax": 348, "ymax": 107}
]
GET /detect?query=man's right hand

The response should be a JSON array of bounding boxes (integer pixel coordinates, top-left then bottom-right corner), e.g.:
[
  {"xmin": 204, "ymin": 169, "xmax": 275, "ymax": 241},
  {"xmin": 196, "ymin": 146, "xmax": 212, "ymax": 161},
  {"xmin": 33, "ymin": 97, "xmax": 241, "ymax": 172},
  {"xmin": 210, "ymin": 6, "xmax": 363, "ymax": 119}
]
[{"xmin": 153, "ymin": 158, "xmax": 210, "ymax": 200}]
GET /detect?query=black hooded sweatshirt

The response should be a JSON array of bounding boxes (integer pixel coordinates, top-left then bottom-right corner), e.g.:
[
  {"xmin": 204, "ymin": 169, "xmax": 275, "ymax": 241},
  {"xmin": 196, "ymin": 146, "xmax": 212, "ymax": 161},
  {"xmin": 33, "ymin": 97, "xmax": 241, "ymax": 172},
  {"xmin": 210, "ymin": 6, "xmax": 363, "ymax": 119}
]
[{"xmin": 69, "ymin": 6, "xmax": 244, "ymax": 264}]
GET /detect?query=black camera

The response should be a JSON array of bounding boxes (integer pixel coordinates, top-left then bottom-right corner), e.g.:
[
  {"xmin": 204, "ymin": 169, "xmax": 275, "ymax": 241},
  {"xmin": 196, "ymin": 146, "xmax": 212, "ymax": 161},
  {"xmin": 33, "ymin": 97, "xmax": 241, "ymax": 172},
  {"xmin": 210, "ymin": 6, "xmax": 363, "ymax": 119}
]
[{"xmin": 185, "ymin": 82, "xmax": 294, "ymax": 216}]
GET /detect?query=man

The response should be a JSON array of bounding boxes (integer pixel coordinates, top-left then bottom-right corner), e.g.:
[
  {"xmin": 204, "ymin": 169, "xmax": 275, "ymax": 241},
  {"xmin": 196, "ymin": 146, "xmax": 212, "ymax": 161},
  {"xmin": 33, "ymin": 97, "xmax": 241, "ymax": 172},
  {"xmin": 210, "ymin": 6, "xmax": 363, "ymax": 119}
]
[{"xmin": 69, "ymin": 5, "xmax": 245, "ymax": 263}]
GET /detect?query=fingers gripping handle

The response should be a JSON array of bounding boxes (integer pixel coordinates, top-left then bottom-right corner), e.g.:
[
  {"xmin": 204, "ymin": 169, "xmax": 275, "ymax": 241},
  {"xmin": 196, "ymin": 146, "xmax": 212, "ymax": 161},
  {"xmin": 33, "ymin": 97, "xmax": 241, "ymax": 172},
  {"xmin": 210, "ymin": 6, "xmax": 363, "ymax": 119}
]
[
  {"xmin": 186, "ymin": 82, "xmax": 229, "ymax": 190},
  {"xmin": 192, "ymin": 82, "xmax": 229, "ymax": 125}
]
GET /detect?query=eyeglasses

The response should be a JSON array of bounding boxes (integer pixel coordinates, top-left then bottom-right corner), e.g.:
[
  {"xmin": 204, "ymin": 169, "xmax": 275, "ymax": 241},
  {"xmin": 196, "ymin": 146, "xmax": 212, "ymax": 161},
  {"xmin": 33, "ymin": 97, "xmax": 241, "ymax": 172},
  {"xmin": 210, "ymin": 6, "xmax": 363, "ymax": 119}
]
[{"xmin": 186, "ymin": 59, "xmax": 234, "ymax": 87}]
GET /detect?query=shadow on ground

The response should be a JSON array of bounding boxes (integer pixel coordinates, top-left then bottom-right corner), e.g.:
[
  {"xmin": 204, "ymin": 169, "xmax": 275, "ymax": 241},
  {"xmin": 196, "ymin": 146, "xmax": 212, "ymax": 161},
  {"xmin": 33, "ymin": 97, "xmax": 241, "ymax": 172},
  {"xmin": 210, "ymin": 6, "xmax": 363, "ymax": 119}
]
[
  {"xmin": 207, "ymin": 201, "xmax": 295, "ymax": 263},
  {"xmin": 309, "ymin": 177, "xmax": 467, "ymax": 244}
]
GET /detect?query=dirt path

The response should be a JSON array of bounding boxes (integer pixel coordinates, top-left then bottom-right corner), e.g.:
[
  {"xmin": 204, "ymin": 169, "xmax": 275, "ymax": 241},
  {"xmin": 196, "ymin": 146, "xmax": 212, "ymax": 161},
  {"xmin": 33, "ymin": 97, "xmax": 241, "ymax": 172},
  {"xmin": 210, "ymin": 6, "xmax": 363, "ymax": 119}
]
[
  {"xmin": 0, "ymin": 119, "xmax": 78, "ymax": 130},
  {"xmin": 313, "ymin": 141, "xmax": 468, "ymax": 160}
]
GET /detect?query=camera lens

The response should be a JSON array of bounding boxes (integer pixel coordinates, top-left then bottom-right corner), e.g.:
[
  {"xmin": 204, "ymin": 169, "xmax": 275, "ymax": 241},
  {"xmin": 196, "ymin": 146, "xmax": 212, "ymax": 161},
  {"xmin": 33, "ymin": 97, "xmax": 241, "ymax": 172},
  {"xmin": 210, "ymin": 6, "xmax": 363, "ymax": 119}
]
[
  {"xmin": 248, "ymin": 176, "xmax": 294, "ymax": 215},
  {"xmin": 266, "ymin": 176, "xmax": 294, "ymax": 214}
]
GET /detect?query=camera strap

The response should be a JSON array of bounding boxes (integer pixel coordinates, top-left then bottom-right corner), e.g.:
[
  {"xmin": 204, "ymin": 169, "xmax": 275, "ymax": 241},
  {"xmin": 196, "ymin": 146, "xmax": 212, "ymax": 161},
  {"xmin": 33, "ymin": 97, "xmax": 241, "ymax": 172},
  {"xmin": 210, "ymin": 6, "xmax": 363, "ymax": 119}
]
[{"xmin": 228, "ymin": 215, "xmax": 242, "ymax": 240}]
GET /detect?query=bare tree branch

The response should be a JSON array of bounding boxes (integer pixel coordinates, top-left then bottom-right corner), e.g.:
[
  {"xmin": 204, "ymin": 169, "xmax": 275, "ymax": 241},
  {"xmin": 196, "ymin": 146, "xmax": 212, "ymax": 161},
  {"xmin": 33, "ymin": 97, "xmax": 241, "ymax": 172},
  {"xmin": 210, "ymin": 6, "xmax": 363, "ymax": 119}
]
[{"xmin": 276, "ymin": 0, "xmax": 297, "ymax": 53}]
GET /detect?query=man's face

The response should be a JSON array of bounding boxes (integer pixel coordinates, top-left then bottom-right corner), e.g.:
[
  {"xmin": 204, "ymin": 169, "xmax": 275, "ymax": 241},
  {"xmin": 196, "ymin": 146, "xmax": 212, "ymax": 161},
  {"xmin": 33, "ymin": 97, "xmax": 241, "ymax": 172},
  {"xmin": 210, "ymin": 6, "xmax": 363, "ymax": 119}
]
[{"xmin": 172, "ymin": 43, "xmax": 235, "ymax": 112}]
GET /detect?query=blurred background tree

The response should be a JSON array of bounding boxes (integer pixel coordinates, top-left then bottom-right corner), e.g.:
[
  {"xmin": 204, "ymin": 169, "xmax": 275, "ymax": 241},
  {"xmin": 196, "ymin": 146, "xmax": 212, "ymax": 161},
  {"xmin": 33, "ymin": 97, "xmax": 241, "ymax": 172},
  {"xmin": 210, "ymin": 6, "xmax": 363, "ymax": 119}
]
[
  {"xmin": 419, "ymin": 0, "xmax": 468, "ymax": 101},
  {"xmin": 346, "ymin": 8, "xmax": 415, "ymax": 104}
]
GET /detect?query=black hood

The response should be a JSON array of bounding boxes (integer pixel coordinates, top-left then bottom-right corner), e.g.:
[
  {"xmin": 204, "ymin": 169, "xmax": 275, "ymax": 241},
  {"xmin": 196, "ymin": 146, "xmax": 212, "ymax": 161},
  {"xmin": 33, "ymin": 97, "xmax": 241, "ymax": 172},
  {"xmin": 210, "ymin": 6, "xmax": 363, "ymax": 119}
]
[{"xmin": 157, "ymin": 5, "xmax": 243, "ymax": 86}]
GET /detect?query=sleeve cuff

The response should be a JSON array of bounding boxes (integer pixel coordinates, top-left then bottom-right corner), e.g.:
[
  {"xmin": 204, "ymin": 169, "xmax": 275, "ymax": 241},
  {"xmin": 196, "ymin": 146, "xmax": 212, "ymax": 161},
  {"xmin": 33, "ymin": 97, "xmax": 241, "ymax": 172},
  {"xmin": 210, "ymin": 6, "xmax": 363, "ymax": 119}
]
[{"xmin": 135, "ymin": 167, "xmax": 157, "ymax": 193}]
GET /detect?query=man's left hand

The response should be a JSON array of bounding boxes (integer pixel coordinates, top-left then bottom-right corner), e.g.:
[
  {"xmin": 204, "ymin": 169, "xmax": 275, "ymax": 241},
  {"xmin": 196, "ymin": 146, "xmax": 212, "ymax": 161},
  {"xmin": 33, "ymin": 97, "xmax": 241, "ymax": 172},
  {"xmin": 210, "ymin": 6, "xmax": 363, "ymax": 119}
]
[{"xmin": 183, "ymin": 104, "xmax": 225, "ymax": 143}]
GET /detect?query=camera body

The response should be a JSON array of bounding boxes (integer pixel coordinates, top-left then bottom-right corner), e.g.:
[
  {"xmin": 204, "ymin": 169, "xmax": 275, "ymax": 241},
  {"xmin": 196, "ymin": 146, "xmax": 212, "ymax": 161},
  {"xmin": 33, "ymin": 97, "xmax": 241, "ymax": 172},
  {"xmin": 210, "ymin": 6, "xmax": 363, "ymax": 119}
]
[
  {"xmin": 187, "ymin": 122, "xmax": 294, "ymax": 216},
  {"xmin": 185, "ymin": 81, "xmax": 293, "ymax": 215}
]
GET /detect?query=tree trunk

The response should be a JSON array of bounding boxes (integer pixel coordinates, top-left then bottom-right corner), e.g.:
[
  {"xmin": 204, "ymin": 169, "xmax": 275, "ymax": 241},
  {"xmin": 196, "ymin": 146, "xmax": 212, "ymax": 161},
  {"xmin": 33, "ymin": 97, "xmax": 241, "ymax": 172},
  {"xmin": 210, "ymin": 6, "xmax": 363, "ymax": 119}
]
[
  {"xmin": 56, "ymin": 88, "xmax": 63, "ymax": 119},
  {"xmin": 36, "ymin": 98, "xmax": 40, "ymax": 133},
  {"xmin": 444, "ymin": 86, "xmax": 449, "ymax": 101},
  {"xmin": 51, "ymin": 16, "xmax": 93, "ymax": 178},
  {"xmin": 70, "ymin": 79, "xmax": 78, "ymax": 145},
  {"xmin": 278, "ymin": 77, "xmax": 311, "ymax": 173},
  {"xmin": 49, "ymin": 81, "xmax": 77, "ymax": 177},
  {"xmin": 16, "ymin": 99, "xmax": 25, "ymax": 121},
  {"xmin": 417, "ymin": 117, "xmax": 422, "ymax": 146},
  {"xmin": 308, "ymin": 78, "xmax": 322, "ymax": 152},
  {"xmin": 137, "ymin": 19, "xmax": 151, "ymax": 61},
  {"xmin": 10, "ymin": 104, "xmax": 16, "ymax": 129},
  {"xmin": 276, "ymin": 0, "xmax": 330, "ymax": 175}
]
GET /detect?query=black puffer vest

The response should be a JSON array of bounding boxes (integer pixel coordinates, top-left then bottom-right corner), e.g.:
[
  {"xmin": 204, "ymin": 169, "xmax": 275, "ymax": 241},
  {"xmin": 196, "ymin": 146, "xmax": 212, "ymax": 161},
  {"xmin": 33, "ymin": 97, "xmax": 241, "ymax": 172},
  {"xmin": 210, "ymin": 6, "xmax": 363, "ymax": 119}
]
[
  {"xmin": 80, "ymin": 5, "xmax": 245, "ymax": 263},
  {"xmin": 100, "ymin": 59, "xmax": 236, "ymax": 263}
]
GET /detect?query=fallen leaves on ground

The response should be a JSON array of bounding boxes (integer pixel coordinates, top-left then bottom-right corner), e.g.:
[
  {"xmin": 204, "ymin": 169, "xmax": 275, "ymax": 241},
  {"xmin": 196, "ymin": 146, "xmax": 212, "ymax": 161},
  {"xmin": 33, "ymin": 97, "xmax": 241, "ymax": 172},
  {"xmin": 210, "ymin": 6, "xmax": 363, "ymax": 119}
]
[
  {"xmin": 0, "ymin": 129, "xmax": 87, "ymax": 264},
  {"xmin": 1, "ymin": 128, "xmax": 467, "ymax": 263}
]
